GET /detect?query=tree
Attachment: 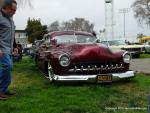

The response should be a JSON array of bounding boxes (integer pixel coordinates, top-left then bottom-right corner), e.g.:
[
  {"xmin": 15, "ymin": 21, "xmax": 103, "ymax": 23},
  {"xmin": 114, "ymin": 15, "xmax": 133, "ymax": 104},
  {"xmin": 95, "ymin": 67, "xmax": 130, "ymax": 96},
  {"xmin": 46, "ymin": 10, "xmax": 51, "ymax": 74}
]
[
  {"xmin": 48, "ymin": 18, "xmax": 94, "ymax": 33},
  {"xmin": 61, "ymin": 18, "xmax": 94, "ymax": 32},
  {"xmin": 132, "ymin": 0, "xmax": 150, "ymax": 25},
  {"xmin": 48, "ymin": 21, "xmax": 60, "ymax": 32},
  {"xmin": 25, "ymin": 18, "xmax": 47, "ymax": 43},
  {"xmin": 137, "ymin": 33, "xmax": 146, "ymax": 39},
  {"xmin": 61, "ymin": 21, "xmax": 72, "ymax": 31},
  {"xmin": 16, "ymin": 0, "xmax": 32, "ymax": 7}
]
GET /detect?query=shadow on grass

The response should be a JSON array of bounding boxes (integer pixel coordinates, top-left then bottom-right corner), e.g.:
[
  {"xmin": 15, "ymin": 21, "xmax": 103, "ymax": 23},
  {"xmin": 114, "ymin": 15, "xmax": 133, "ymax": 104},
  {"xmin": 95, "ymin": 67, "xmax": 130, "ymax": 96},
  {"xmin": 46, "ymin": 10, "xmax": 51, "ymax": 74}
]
[{"xmin": 44, "ymin": 77, "xmax": 136, "ymax": 87}]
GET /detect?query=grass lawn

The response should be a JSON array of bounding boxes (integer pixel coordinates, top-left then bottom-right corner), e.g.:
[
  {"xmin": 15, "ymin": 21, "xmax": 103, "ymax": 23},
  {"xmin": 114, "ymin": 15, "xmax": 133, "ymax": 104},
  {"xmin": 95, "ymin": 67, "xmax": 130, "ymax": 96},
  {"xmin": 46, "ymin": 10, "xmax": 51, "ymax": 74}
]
[
  {"xmin": 0, "ymin": 57, "xmax": 149, "ymax": 113},
  {"xmin": 140, "ymin": 53, "xmax": 150, "ymax": 58}
]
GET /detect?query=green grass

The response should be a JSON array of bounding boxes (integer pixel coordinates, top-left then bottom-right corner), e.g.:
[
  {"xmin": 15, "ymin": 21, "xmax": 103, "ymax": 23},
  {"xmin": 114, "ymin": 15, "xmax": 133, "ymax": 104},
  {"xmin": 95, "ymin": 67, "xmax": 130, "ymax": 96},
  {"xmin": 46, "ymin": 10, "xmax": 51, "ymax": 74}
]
[
  {"xmin": 0, "ymin": 56, "xmax": 149, "ymax": 113},
  {"xmin": 140, "ymin": 53, "xmax": 150, "ymax": 58}
]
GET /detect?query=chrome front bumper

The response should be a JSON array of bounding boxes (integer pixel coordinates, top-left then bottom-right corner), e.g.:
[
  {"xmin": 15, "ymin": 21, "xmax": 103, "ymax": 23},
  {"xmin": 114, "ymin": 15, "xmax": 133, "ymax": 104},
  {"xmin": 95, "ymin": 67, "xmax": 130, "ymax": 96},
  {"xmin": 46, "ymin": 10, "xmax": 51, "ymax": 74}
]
[{"xmin": 52, "ymin": 71, "xmax": 135, "ymax": 82}]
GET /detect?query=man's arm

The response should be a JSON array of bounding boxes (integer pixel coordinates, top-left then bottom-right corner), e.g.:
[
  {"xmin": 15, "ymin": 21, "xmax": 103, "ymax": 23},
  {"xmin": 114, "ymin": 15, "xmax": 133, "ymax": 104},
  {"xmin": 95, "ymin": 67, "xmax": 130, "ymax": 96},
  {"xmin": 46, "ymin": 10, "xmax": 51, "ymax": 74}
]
[
  {"xmin": 0, "ymin": 11, "xmax": 4, "ymax": 57},
  {"xmin": 0, "ymin": 49, "xmax": 3, "ymax": 58}
]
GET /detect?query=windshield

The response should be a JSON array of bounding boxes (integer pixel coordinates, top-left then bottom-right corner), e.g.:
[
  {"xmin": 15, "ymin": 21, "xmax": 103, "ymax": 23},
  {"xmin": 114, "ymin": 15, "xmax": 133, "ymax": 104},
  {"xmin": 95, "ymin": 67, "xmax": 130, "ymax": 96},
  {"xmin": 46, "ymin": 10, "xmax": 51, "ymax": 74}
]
[
  {"xmin": 108, "ymin": 40, "xmax": 126, "ymax": 46},
  {"xmin": 54, "ymin": 34, "xmax": 96, "ymax": 44}
]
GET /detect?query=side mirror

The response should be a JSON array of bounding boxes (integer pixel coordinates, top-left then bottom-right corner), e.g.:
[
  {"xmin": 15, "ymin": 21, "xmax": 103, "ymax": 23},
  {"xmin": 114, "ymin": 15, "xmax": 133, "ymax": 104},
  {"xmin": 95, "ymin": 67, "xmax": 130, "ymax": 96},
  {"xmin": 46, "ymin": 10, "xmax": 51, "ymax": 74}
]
[{"xmin": 95, "ymin": 39, "xmax": 100, "ymax": 43}]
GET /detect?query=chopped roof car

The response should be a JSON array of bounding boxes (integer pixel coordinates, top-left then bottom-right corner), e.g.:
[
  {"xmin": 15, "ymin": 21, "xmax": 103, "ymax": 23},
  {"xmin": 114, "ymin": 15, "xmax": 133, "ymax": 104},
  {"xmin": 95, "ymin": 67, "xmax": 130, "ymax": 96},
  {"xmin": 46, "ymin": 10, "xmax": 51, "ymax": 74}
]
[{"xmin": 35, "ymin": 31, "xmax": 134, "ymax": 83}]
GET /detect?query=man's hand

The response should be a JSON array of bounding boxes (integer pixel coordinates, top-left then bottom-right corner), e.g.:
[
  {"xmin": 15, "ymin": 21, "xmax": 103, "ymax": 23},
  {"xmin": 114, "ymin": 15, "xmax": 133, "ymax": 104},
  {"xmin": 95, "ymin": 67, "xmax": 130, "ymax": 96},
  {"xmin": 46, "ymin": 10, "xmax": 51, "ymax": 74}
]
[{"xmin": 0, "ymin": 50, "xmax": 4, "ymax": 58}]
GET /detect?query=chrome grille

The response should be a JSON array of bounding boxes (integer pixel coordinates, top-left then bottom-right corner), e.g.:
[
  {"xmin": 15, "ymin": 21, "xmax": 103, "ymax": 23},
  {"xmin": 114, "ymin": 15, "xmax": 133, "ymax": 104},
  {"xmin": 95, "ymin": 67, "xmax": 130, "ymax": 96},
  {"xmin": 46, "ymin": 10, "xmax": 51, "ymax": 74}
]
[{"xmin": 69, "ymin": 62, "xmax": 124, "ymax": 74}]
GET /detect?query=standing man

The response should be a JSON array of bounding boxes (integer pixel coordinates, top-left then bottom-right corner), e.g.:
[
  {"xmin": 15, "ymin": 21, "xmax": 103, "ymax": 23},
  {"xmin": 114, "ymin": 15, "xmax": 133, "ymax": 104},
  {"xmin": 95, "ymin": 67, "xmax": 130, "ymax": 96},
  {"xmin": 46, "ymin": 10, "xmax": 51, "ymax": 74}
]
[{"xmin": 0, "ymin": 0, "xmax": 17, "ymax": 100}]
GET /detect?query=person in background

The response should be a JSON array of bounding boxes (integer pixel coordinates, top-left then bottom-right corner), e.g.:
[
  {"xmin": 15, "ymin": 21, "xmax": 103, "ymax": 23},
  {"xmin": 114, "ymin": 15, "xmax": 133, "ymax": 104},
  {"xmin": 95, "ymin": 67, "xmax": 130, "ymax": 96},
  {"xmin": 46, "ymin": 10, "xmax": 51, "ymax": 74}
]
[
  {"xmin": 12, "ymin": 47, "xmax": 19, "ymax": 62},
  {"xmin": 0, "ymin": 0, "xmax": 17, "ymax": 100},
  {"xmin": 16, "ymin": 42, "xmax": 23, "ymax": 61}
]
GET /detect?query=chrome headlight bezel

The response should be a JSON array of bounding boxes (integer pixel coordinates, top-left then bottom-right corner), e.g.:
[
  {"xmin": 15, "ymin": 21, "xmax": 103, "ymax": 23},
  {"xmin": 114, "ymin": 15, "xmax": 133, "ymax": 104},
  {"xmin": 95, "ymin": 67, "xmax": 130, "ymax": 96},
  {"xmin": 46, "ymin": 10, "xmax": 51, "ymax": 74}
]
[
  {"xmin": 59, "ymin": 54, "xmax": 70, "ymax": 67},
  {"xmin": 123, "ymin": 52, "xmax": 131, "ymax": 63}
]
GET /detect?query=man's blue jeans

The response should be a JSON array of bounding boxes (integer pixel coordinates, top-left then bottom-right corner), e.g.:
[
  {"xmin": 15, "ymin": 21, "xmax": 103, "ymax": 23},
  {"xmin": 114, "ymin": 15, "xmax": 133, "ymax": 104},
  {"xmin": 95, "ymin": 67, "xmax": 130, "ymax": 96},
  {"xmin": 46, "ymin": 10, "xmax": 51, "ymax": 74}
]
[{"xmin": 0, "ymin": 54, "xmax": 12, "ymax": 93}]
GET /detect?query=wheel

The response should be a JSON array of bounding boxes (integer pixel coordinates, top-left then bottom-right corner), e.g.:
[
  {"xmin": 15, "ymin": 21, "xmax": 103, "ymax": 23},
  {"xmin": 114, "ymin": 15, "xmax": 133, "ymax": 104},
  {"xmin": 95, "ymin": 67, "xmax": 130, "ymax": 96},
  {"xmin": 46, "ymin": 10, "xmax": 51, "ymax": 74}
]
[{"xmin": 48, "ymin": 61, "xmax": 54, "ymax": 82}]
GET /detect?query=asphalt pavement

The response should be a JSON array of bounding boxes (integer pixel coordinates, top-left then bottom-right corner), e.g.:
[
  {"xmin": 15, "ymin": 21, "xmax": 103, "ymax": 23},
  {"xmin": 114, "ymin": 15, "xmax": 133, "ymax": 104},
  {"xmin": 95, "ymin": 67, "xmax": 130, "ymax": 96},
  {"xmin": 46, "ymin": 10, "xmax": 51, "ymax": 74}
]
[{"xmin": 130, "ymin": 58, "xmax": 150, "ymax": 75}]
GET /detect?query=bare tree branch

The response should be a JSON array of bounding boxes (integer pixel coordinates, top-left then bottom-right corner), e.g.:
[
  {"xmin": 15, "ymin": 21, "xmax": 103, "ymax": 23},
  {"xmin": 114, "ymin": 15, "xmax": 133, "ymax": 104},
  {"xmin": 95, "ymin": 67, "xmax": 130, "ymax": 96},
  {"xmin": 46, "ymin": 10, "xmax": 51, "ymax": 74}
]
[
  {"xmin": 132, "ymin": 0, "xmax": 150, "ymax": 25},
  {"xmin": 16, "ymin": 0, "xmax": 32, "ymax": 8}
]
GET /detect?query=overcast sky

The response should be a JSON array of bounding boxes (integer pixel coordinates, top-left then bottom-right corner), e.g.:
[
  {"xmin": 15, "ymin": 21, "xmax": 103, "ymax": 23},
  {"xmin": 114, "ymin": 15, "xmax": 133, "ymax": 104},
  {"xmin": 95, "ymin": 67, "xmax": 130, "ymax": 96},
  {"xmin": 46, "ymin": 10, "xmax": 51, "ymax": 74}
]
[{"xmin": 14, "ymin": 0, "xmax": 150, "ymax": 41}]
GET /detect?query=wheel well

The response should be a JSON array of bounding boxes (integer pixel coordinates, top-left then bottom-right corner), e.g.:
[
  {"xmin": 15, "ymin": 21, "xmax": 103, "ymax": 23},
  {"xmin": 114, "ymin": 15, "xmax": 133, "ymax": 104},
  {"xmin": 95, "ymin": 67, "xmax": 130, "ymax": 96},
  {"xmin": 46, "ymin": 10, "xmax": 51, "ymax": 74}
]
[{"xmin": 45, "ymin": 61, "xmax": 49, "ymax": 77}]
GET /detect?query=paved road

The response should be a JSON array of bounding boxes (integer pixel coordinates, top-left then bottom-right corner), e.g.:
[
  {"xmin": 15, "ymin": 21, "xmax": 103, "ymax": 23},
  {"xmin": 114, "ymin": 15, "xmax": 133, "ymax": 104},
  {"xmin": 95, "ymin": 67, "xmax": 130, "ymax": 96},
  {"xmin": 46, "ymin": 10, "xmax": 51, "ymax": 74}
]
[{"xmin": 130, "ymin": 58, "xmax": 150, "ymax": 75}]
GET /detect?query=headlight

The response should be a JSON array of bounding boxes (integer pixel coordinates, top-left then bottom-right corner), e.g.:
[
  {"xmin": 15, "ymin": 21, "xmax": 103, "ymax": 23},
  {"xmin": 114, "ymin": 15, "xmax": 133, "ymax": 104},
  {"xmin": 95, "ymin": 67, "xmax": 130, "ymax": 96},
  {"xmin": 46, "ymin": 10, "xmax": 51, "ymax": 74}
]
[
  {"xmin": 59, "ymin": 54, "xmax": 70, "ymax": 67},
  {"xmin": 123, "ymin": 52, "xmax": 131, "ymax": 63}
]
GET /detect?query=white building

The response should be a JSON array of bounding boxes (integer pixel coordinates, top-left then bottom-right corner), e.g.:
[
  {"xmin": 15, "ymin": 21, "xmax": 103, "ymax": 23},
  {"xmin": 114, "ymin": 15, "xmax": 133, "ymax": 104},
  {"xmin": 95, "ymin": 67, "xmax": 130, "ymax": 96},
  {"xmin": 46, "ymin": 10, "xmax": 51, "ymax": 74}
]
[{"xmin": 15, "ymin": 30, "xmax": 29, "ymax": 48}]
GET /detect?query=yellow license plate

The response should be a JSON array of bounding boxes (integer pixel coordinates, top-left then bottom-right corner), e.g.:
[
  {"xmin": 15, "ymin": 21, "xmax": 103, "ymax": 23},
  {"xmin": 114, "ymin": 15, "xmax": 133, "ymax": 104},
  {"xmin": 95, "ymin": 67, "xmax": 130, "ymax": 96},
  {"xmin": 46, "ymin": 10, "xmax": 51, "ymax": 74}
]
[{"xmin": 97, "ymin": 75, "xmax": 112, "ymax": 82}]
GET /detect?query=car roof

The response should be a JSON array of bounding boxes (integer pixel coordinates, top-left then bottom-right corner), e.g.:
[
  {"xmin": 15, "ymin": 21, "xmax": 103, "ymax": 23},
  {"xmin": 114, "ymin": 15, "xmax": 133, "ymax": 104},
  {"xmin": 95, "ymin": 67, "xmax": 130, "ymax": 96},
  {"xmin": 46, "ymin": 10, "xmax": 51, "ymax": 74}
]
[{"xmin": 47, "ymin": 31, "xmax": 94, "ymax": 37}]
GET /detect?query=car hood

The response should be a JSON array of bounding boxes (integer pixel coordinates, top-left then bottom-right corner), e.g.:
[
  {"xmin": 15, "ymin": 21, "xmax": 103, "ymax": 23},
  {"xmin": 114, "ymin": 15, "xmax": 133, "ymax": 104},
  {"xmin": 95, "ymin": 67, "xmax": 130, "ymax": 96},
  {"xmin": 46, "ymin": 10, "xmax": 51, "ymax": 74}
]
[{"xmin": 56, "ymin": 43, "xmax": 122, "ymax": 62}]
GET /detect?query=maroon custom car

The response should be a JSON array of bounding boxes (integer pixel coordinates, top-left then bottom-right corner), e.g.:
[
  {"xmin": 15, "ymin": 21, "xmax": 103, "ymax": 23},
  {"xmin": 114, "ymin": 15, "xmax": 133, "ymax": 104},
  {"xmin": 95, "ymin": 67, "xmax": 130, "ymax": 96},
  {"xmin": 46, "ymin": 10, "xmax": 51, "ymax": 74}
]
[{"xmin": 36, "ymin": 31, "xmax": 134, "ymax": 83}]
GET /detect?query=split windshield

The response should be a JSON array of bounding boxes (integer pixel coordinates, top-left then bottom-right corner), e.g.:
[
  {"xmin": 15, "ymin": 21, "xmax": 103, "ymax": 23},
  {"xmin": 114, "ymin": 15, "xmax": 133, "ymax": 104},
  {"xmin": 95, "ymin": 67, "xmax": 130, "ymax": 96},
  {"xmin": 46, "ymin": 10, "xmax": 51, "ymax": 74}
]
[{"xmin": 54, "ymin": 34, "xmax": 96, "ymax": 44}]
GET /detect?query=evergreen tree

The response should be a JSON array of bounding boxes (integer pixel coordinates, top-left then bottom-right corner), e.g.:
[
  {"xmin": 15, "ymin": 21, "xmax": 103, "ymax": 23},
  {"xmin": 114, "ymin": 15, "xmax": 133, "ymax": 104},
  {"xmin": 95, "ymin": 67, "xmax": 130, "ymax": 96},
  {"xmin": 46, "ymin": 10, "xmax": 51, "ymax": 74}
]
[{"xmin": 25, "ymin": 18, "xmax": 47, "ymax": 43}]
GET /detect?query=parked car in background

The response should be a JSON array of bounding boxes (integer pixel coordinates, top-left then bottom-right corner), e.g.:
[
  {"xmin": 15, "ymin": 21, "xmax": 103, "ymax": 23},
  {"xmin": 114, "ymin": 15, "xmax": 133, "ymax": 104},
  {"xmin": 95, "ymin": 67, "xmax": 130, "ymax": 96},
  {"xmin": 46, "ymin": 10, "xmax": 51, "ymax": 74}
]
[
  {"xmin": 23, "ymin": 47, "xmax": 33, "ymax": 56},
  {"xmin": 100, "ymin": 40, "xmax": 145, "ymax": 58},
  {"xmin": 35, "ymin": 31, "xmax": 134, "ymax": 83},
  {"xmin": 144, "ymin": 40, "xmax": 150, "ymax": 53}
]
